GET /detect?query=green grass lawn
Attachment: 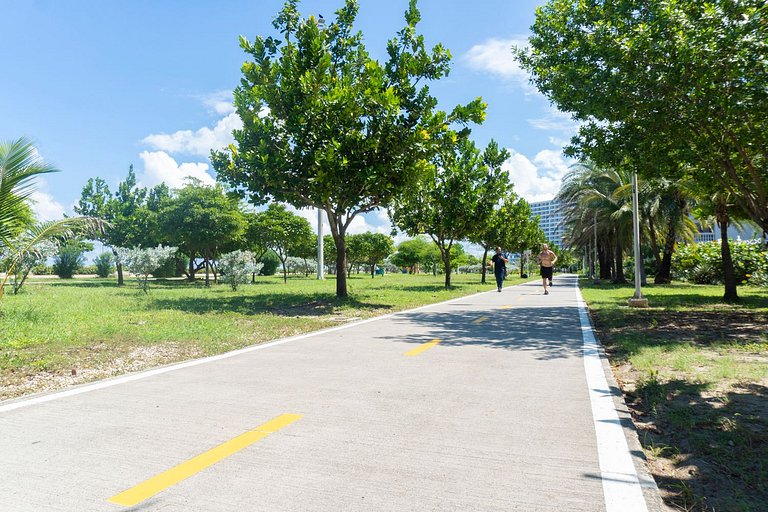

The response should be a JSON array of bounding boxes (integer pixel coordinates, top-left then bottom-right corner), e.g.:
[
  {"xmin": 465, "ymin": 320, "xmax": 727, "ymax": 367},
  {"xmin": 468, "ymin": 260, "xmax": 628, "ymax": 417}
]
[
  {"xmin": 1, "ymin": 272, "xmax": 512, "ymax": 399},
  {"xmin": 580, "ymin": 279, "xmax": 768, "ymax": 512}
]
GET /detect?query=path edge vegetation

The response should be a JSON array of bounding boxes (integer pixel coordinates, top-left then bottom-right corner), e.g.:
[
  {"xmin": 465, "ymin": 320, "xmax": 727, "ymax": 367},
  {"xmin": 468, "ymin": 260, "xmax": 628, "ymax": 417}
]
[{"xmin": 580, "ymin": 278, "xmax": 767, "ymax": 512}]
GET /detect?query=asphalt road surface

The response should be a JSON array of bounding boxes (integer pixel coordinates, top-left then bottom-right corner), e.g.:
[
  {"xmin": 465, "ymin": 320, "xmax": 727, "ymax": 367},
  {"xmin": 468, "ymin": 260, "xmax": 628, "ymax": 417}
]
[{"xmin": 1, "ymin": 275, "xmax": 669, "ymax": 511}]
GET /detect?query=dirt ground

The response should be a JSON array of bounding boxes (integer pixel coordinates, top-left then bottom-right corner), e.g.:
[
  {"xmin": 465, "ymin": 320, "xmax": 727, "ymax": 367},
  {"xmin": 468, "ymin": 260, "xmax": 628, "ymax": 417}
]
[{"xmin": 593, "ymin": 309, "xmax": 768, "ymax": 512}]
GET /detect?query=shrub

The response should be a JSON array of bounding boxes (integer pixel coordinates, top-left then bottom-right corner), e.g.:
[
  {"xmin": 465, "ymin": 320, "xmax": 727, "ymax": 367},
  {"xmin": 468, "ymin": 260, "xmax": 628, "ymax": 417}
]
[
  {"xmin": 151, "ymin": 257, "xmax": 178, "ymax": 278},
  {"xmin": 53, "ymin": 242, "xmax": 85, "ymax": 278},
  {"xmin": 116, "ymin": 246, "xmax": 177, "ymax": 292},
  {"xmin": 673, "ymin": 239, "xmax": 768, "ymax": 286},
  {"xmin": 285, "ymin": 256, "xmax": 316, "ymax": 276},
  {"xmin": 259, "ymin": 251, "xmax": 279, "ymax": 276},
  {"xmin": 94, "ymin": 252, "xmax": 114, "ymax": 278},
  {"xmin": 31, "ymin": 264, "xmax": 54, "ymax": 275},
  {"xmin": 218, "ymin": 250, "xmax": 262, "ymax": 290}
]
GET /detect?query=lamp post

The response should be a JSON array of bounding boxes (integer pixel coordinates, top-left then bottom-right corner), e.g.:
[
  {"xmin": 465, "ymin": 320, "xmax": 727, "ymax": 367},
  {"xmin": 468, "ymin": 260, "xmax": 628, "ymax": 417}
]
[
  {"xmin": 628, "ymin": 171, "xmax": 649, "ymax": 307},
  {"xmin": 317, "ymin": 208, "xmax": 324, "ymax": 280},
  {"xmin": 593, "ymin": 210, "xmax": 599, "ymax": 284},
  {"xmin": 316, "ymin": 13, "xmax": 326, "ymax": 281}
]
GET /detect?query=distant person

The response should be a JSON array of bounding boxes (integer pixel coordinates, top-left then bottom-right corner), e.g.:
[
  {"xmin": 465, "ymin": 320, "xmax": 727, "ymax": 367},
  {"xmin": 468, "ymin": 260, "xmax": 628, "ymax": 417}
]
[
  {"xmin": 538, "ymin": 243, "xmax": 558, "ymax": 295},
  {"xmin": 490, "ymin": 246, "xmax": 508, "ymax": 292}
]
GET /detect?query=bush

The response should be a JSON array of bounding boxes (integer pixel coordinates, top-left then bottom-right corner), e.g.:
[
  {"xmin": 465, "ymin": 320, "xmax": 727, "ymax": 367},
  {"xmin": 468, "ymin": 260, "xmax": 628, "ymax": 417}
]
[
  {"xmin": 151, "ymin": 257, "xmax": 178, "ymax": 278},
  {"xmin": 53, "ymin": 242, "xmax": 85, "ymax": 278},
  {"xmin": 218, "ymin": 250, "xmax": 263, "ymax": 290},
  {"xmin": 673, "ymin": 239, "xmax": 768, "ymax": 286},
  {"xmin": 94, "ymin": 252, "xmax": 114, "ymax": 278},
  {"xmin": 31, "ymin": 264, "xmax": 54, "ymax": 275},
  {"xmin": 259, "ymin": 251, "xmax": 279, "ymax": 276},
  {"xmin": 116, "ymin": 245, "xmax": 177, "ymax": 292},
  {"xmin": 285, "ymin": 256, "xmax": 316, "ymax": 276}
]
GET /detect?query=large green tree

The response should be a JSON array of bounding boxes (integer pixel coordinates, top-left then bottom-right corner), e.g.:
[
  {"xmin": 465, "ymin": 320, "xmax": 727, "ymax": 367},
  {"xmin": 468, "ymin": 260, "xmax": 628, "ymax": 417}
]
[
  {"xmin": 390, "ymin": 138, "xmax": 510, "ymax": 288},
  {"xmin": 75, "ymin": 167, "xmax": 169, "ymax": 285},
  {"xmin": 517, "ymin": 0, "xmax": 768, "ymax": 237},
  {"xmin": 390, "ymin": 237, "xmax": 434, "ymax": 273},
  {"xmin": 212, "ymin": 0, "xmax": 484, "ymax": 297},
  {"xmin": 250, "ymin": 203, "xmax": 314, "ymax": 283},
  {"xmin": 159, "ymin": 182, "xmax": 246, "ymax": 286},
  {"xmin": 346, "ymin": 232, "xmax": 395, "ymax": 278},
  {"xmin": 470, "ymin": 194, "xmax": 539, "ymax": 284}
]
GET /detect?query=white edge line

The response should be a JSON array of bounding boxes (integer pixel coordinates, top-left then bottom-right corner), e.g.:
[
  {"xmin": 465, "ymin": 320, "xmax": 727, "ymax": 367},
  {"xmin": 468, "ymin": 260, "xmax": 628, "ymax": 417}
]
[
  {"xmin": 1, "ymin": 282, "xmax": 514, "ymax": 413},
  {"xmin": 575, "ymin": 279, "xmax": 649, "ymax": 512}
]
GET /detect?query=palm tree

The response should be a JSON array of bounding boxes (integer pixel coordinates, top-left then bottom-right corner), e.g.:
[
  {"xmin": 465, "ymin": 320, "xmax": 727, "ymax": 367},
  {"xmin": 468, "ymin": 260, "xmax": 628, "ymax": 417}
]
[
  {"xmin": 0, "ymin": 137, "xmax": 102, "ymax": 299},
  {"xmin": 558, "ymin": 162, "xmax": 634, "ymax": 283},
  {"xmin": 642, "ymin": 177, "xmax": 697, "ymax": 284}
]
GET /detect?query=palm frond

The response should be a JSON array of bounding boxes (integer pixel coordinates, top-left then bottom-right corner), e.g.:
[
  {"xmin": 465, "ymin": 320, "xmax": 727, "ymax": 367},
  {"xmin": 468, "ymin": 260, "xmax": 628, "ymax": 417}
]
[{"xmin": 0, "ymin": 137, "xmax": 60, "ymax": 241}]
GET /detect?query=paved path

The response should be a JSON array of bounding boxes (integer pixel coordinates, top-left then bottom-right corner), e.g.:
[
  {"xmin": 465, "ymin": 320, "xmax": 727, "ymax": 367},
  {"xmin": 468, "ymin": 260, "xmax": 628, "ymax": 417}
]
[{"xmin": 1, "ymin": 275, "xmax": 668, "ymax": 511}]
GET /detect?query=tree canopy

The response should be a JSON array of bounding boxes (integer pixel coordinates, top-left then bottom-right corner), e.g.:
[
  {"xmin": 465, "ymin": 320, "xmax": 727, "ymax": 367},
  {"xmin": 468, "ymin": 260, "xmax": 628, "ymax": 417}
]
[
  {"xmin": 517, "ymin": 0, "xmax": 768, "ymax": 235},
  {"xmin": 390, "ymin": 138, "xmax": 509, "ymax": 287},
  {"xmin": 250, "ymin": 203, "xmax": 314, "ymax": 283},
  {"xmin": 212, "ymin": 0, "xmax": 484, "ymax": 297}
]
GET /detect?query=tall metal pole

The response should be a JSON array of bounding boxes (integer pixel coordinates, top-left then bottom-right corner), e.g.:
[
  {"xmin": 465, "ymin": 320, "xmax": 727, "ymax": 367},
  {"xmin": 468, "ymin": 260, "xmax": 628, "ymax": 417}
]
[
  {"xmin": 629, "ymin": 171, "xmax": 648, "ymax": 306},
  {"xmin": 317, "ymin": 208, "xmax": 324, "ymax": 280},
  {"xmin": 593, "ymin": 210, "xmax": 598, "ymax": 282}
]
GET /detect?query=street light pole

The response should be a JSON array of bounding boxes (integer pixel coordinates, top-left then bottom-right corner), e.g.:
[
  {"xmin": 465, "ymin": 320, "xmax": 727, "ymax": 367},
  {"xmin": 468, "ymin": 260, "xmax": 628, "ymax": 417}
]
[
  {"xmin": 317, "ymin": 208, "xmax": 324, "ymax": 280},
  {"xmin": 316, "ymin": 14, "xmax": 326, "ymax": 281},
  {"xmin": 593, "ymin": 210, "xmax": 599, "ymax": 283},
  {"xmin": 629, "ymin": 171, "xmax": 649, "ymax": 307}
]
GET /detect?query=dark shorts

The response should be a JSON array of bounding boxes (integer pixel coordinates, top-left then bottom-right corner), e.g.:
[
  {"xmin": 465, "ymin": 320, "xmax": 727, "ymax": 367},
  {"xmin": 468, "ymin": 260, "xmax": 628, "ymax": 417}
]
[{"xmin": 540, "ymin": 266, "xmax": 553, "ymax": 279}]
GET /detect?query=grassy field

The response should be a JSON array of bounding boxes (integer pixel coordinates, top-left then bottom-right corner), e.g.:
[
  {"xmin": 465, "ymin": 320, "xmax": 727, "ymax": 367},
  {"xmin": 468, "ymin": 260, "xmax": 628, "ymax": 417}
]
[
  {"xmin": 580, "ymin": 280, "xmax": 768, "ymax": 512},
  {"xmin": 1, "ymin": 272, "xmax": 513, "ymax": 400}
]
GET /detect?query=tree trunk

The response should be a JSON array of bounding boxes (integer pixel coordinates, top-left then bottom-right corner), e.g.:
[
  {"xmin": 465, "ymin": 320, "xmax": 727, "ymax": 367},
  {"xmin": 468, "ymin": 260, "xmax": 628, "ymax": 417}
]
[
  {"xmin": 613, "ymin": 238, "xmax": 626, "ymax": 284},
  {"xmin": 719, "ymin": 215, "xmax": 739, "ymax": 302},
  {"xmin": 333, "ymin": 234, "xmax": 348, "ymax": 298},
  {"xmin": 520, "ymin": 252, "xmax": 525, "ymax": 277},
  {"xmin": 598, "ymin": 241, "xmax": 612, "ymax": 280},
  {"xmin": 481, "ymin": 247, "xmax": 489, "ymax": 284},
  {"xmin": 281, "ymin": 258, "xmax": 288, "ymax": 283},
  {"xmin": 441, "ymin": 250, "xmax": 452, "ymax": 288},
  {"xmin": 645, "ymin": 209, "xmax": 662, "ymax": 273},
  {"xmin": 204, "ymin": 258, "xmax": 210, "ymax": 288},
  {"xmin": 370, "ymin": 264, "xmax": 375, "ymax": 278},
  {"xmin": 654, "ymin": 220, "xmax": 677, "ymax": 284},
  {"xmin": 188, "ymin": 256, "xmax": 196, "ymax": 282},
  {"xmin": 113, "ymin": 248, "xmax": 124, "ymax": 286}
]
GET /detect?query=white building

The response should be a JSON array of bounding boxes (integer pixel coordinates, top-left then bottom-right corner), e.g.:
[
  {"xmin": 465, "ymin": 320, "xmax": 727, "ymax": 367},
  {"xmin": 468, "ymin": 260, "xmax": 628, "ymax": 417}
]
[
  {"xmin": 529, "ymin": 199, "xmax": 565, "ymax": 248},
  {"xmin": 694, "ymin": 221, "xmax": 759, "ymax": 243}
]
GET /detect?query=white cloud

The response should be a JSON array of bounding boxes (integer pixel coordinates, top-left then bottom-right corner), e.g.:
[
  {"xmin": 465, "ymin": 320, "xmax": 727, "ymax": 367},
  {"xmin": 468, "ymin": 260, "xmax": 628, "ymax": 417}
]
[
  {"xmin": 527, "ymin": 105, "xmax": 581, "ymax": 134},
  {"xmin": 29, "ymin": 190, "xmax": 66, "ymax": 221},
  {"xmin": 138, "ymin": 151, "xmax": 215, "ymax": 189},
  {"xmin": 200, "ymin": 90, "xmax": 236, "ymax": 115},
  {"xmin": 142, "ymin": 112, "xmax": 242, "ymax": 158},
  {"xmin": 548, "ymin": 136, "xmax": 571, "ymax": 148},
  {"xmin": 533, "ymin": 149, "xmax": 571, "ymax": 178},
  {"xmin": 503, "ymin": 148, "xmax": 574, "ymax": 203},
  {"xmin": 463, "ymin": 37, "xmax": 538, "ymax": 94}
]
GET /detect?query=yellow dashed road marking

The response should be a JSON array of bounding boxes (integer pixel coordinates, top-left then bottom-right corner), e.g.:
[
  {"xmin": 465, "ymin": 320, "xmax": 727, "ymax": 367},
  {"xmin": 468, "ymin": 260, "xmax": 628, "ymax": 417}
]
[
  {"xmin": 108, "ymin": 413, "xmax": 302, "ymax": 507},
  {"xmin": 404, "ymin": 339, "xmax": 441, "ymax": 356}
]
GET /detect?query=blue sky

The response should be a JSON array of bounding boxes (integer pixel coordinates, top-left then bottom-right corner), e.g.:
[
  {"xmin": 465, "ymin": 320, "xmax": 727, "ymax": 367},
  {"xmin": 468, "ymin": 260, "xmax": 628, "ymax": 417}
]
[{"xmin": 1, "ymin": 0, "xmax": 577, "ymax": 237}]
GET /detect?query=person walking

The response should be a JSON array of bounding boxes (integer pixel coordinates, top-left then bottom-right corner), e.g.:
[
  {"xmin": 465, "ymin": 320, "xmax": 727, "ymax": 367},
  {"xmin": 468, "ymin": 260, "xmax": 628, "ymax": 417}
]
[
  {"xmin": 538, "ymin": 243, "xmax": 558, "ymax": 295},
  {"xmin": 490, "ymin": 246, "xmax": 508, "ymax": 292}
]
